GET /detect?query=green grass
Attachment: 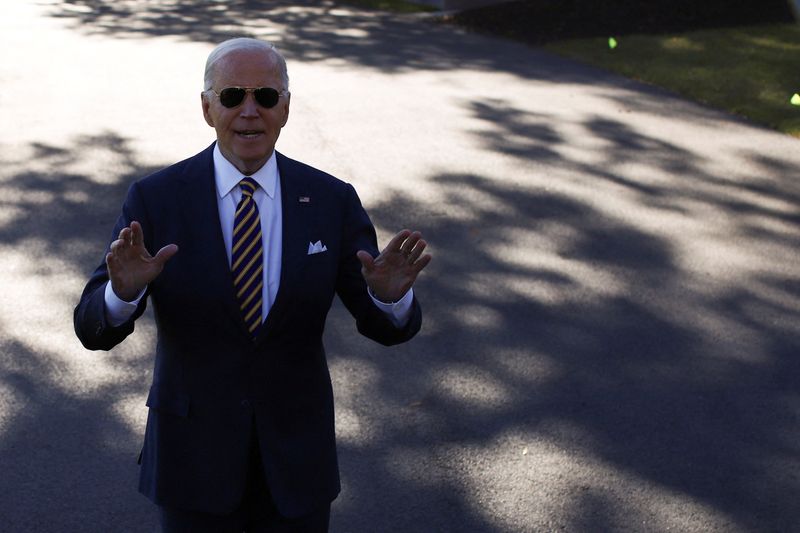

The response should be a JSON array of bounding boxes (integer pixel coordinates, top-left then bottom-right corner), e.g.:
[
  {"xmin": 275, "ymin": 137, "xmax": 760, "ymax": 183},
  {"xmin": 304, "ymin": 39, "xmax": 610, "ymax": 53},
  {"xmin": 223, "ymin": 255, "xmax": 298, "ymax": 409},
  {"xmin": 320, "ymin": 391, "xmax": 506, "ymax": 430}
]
[
  {"xmin": 335, "ymin": 0, "xmax": 437, "ymax": 13},
  {"xmin": 545, "ymin": 23, "xmax": 800, "ymax": 137}
]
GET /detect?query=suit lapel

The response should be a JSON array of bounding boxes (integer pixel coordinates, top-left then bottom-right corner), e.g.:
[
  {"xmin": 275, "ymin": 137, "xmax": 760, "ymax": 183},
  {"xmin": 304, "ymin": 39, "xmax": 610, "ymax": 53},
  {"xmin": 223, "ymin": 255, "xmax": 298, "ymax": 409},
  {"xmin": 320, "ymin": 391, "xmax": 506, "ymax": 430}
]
[
  {"xmin": 178, "ymin": 144, "xmax": 250, "ymax": 336},
  {"xmin": 259, "ymin": 152, "xmax": 314, "ymax": 339}
]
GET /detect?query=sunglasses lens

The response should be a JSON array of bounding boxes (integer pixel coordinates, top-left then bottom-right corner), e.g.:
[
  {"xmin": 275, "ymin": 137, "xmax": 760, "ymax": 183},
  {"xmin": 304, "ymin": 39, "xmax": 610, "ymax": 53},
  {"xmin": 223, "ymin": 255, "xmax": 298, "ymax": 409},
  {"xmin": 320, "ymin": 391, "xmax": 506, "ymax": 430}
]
[
  {"xmin": 216, "ymin": 88, "xmax": 281, "ymax": 108},
  {"xmin": 219, "ymin": 88, "xmax": 246, "ymax": 108},
  {"xmin": 254, "ymin": 88, "xmax": 280, "ymax": 108}
]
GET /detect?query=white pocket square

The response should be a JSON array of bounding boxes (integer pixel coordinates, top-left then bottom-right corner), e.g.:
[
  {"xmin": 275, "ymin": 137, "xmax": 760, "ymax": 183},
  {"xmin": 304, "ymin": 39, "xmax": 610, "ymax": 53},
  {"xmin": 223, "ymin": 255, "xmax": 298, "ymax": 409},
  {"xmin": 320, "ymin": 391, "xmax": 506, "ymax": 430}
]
[{"xmin": 307, "ymin": 240, "xmax": 328, "ymax": 255}]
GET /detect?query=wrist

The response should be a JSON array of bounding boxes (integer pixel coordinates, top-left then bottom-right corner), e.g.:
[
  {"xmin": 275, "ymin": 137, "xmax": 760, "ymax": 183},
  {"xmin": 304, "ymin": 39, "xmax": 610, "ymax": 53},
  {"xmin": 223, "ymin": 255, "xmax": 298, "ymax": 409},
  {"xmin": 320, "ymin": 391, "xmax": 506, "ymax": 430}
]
[
  {"xmin": 368, "ymin": 287, "xmax": 395, "ymax": 304},
  {"xmin": 112, "ymin": 283, "xmax": 143, "ymax": 303}
]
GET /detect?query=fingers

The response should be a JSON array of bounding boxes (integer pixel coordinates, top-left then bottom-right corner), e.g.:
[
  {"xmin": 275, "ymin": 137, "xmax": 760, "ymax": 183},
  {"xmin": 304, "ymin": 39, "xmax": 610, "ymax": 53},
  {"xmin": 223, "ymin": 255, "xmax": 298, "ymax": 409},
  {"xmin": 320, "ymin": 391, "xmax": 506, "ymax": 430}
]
[
  {"xmin": 385, "ymin": 229, "xmax": 412, "ymax": 254},
  {"xmin": 105, "ymin": 250, "xmax": 120, "ymax": 274},
  {"xmin": 401, "ymin": 230, "xmax": 431, "ymax": 275},
  {"xmin": 405, "ymin": 237, "xmax": 427, "ymax": 263},
  {"xmin": 412, "ymin": 253, "xmax": 432, "ymax": 273},
  {"xmin": 109, "ymin": 222, "xmax": 179, "ymax": 266},
  {"xmin": 397, "ymin": 231, "xmax": 428, "ymax": 264},
  {"xmin": 130, "ymin": 221, "xmax": 144, "ymax": 247},
  {"xmin": 116, "ymin": 227, "xmax": 131, "ymax": 249},
  {"xmin": 399, "ymin": 232, "xmax": 422, "ymax": 253},
  {"xmin": 112, "ymin": 220, "xmax": 139, "ymax": 253},
  {"xmin": 109, "ymin": 238, "xmax": 124, "ymax": 255},
  {"xmin": 114, "ymin": 221, "xmax": 144, "ymax": 247},
  {"xmin": 383, "ymin": 229, "xmax": 431, "ymax": 271}
]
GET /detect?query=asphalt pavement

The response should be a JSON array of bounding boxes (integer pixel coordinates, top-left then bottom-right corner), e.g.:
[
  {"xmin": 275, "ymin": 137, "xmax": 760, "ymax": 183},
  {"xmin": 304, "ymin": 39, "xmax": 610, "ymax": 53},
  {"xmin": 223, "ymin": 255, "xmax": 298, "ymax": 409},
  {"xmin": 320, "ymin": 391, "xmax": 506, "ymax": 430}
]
[{"xmin": 1, "ymin": 1, "xmax": 799, "ymax": 532}]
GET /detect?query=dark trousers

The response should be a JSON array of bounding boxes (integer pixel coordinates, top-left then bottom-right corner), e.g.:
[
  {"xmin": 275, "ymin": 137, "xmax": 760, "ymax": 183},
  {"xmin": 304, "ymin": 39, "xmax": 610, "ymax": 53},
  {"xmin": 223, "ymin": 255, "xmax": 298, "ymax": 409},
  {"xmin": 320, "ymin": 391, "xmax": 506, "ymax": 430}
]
[{"xmin": 159, "ymin": 427, "xmax": 330, "ymax": 533}]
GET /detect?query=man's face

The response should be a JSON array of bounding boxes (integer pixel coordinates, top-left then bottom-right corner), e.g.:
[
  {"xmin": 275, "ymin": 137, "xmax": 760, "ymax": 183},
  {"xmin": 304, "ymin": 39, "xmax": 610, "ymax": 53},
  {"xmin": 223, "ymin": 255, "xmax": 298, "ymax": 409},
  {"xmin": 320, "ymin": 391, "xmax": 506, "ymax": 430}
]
[{"xmin": 202, "ymin": 48, "xmax": 290, "ymax": 175}]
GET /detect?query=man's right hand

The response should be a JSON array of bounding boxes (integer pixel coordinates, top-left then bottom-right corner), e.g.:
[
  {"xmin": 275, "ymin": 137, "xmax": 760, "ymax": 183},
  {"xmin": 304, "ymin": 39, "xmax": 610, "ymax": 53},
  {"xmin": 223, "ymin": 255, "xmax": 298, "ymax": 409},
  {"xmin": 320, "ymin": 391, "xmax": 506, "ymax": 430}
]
[{"xmin": 106, "ymin": 221, "xmax": 178, "ymax": 302}]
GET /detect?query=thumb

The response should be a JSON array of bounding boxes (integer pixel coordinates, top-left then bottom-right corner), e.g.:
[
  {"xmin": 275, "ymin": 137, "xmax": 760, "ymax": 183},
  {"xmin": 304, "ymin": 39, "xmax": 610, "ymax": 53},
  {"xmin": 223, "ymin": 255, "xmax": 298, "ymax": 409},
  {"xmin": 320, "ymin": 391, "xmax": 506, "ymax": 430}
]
[
  {"xmin": 356, "ymin": 250, "xmax": 374, "ymax": 272},
  {"xmin": 153, "ymin": 244, "xmax": 179, "ymax": 265}
]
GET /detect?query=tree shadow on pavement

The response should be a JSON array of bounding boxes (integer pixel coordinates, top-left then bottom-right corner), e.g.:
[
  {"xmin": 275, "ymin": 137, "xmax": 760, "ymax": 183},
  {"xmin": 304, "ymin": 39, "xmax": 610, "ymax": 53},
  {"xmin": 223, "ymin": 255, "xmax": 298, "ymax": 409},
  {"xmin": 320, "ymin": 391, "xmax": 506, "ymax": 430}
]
[
  {"xmin": 13, "ymin": 3, "xmax": 800, "ymax": 531},
  {"xmin": 0, "ymin": 133, "xmax": 161, "ymax": 532},
  {"xmin": 45, "ymin": 0, "xmax": 617, "ymax": 86},
  {"xmin": 0, "ymin": 133, "xmax": 158, "ymax": 268},
  {"xmin": 45, "ymin": 0, "xmax": 751, "ymax": 136},
  {"xmin": 323, "ymin": 100, "xmax": 800, "ymax": 531},
  {"xmin": 0, "ymin": 107, "xmax": 797, "ymax": 533},
  {"xmin": 0, "ymin": 338, "xmax": 155, "ymax": 531}
]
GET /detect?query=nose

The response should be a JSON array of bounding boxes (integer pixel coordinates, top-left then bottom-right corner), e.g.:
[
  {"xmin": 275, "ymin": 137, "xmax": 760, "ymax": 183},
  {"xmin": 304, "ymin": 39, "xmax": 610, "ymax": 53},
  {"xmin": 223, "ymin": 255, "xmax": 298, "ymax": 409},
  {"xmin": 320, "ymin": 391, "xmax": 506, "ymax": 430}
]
[{"xmin": 239, "ymin": 92, "xmax": 259, "ymax": 117}]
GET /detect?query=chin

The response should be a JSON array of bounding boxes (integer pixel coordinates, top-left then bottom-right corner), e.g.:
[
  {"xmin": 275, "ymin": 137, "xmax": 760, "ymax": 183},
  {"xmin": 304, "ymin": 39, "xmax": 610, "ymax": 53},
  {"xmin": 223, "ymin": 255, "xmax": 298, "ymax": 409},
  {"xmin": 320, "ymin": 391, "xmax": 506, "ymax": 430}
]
[{"xmin": 234, "ymin": 147, "xmax": 270, "ymax": 163}]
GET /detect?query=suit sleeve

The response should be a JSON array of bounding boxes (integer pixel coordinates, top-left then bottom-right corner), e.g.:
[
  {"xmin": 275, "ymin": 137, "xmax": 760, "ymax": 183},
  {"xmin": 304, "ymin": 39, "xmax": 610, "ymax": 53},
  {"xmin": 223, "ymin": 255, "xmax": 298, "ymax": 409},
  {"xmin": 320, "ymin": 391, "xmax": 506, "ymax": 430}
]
[
  {"xmin": 335, "ymin": 184, "xmax": 422, "ymax": 346},
  {"xmin": 73, "ymin": 182, "xmax": 151, "ymax": 351}
]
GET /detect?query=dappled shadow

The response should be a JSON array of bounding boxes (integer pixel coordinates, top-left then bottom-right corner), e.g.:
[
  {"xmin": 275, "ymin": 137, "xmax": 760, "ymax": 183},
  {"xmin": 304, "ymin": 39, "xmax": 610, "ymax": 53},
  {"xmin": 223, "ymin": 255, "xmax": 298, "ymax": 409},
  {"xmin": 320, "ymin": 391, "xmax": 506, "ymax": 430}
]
[
  {"xmin": 48, "ymin": 0, "xmax": 486, "ymax": 70},
  {"xmin": 43, "ymin": 0, "xmax": 770, "ymax": 138},
  {"xmin": 5, "ymin": 4, "xmax": 800, "ymax": 529},
  {"xmin": 0, "ymin": 134, "xmax": 161, "ymax": 531},
  {"xmin": 0, "ymin": 338, "xmax": 156, "ymax": 531},
  {"xmin": 321, "ymin": 100, "xmax": 800, "ymax": 530},
  {"xmin": 470, "ymin": 98, "xmax": 800, "ymax": 242},
  {"xmin": 0, "ymin": 132, "xmax": 159, "ymax": 268},
  {"xmin": 1, "ymin": 116, "xmax": 798, "ymax": 531},
  {"xmin": 45, "ymin": 0, "xmax": 606, "ymax": 84}
]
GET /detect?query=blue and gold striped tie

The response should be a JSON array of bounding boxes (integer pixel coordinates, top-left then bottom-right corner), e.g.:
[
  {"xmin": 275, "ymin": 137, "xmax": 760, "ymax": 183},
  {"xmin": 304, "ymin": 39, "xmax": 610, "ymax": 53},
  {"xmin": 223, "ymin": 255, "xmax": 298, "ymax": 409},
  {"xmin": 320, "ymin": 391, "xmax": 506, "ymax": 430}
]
[{"xmin": 232, "ymin": 177, "xmax": 263, "ymax": 337}]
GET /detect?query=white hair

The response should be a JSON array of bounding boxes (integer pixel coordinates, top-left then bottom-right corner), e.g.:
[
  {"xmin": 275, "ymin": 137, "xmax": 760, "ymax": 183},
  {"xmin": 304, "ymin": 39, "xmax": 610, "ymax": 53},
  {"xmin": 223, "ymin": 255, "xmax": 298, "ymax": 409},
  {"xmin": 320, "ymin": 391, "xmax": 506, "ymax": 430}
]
[{"xmin": 203, "ymin": 38, "xmax": 289, "ymax": 91}]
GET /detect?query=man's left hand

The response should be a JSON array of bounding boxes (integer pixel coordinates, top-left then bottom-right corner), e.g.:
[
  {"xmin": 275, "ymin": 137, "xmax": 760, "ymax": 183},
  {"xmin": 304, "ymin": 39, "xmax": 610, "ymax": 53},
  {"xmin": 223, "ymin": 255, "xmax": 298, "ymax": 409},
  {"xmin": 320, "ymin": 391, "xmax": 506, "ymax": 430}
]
[{"xmin": 357, "ymin": 229, "xmax": 431, "ymax": 303}]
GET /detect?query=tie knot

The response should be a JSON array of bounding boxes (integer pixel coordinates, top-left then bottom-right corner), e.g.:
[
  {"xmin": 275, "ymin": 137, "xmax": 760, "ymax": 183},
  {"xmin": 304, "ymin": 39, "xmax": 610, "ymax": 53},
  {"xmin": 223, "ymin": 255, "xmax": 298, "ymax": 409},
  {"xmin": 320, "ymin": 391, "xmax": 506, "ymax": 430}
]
[{"xmin": 239, "ymin": 177, "xmax": 258, "ymax": 198}]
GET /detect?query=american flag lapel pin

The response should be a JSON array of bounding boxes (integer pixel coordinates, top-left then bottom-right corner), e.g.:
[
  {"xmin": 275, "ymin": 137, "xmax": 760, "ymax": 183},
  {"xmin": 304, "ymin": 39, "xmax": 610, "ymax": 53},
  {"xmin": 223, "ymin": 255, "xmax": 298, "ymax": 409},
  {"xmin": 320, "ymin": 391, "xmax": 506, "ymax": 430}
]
[{"xmin": 299, "ymin": 196, "xmax": 311, "ymax": 203}]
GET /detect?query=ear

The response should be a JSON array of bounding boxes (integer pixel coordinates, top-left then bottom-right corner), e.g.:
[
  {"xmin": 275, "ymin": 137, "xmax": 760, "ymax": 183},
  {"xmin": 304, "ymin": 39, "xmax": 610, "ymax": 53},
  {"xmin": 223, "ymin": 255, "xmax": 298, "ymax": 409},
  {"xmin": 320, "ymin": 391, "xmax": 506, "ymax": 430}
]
[
  {"xmin": 201, "ymin": 92, "xmax": 215, "ymax": 127},
  {"xmin": 280, "ymin": 92, "xmax": 291, "ymax": 128}
]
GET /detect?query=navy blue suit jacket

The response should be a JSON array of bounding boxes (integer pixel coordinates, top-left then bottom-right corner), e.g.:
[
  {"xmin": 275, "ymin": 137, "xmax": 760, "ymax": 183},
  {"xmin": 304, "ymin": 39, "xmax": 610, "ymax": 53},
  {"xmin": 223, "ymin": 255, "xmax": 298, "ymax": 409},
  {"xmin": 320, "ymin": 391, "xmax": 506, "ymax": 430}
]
[{"xmin": 74, "ymin": 143, "xmax": 422, "ymax": 517}]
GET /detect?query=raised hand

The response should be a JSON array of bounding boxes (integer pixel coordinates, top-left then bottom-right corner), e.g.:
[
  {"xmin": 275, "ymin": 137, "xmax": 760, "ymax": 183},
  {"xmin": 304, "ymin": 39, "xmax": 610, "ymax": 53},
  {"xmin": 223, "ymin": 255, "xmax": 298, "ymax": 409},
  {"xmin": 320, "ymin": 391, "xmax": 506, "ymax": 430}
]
[
  {"xmin": 106, "ymin": 221, "xmax": 178, "ymax": 302},
  {"xmin": 356, "ymin": 229, "xmax": 431, "ymax": 303}
]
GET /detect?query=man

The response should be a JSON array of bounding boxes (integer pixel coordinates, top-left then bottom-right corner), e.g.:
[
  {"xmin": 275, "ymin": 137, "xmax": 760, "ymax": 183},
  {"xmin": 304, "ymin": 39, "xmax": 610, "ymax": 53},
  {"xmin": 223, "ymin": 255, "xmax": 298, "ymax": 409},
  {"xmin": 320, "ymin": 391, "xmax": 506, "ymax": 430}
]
[{"xmin": 74, "ymin": 38, "xmax": 430, "ymax": 532}]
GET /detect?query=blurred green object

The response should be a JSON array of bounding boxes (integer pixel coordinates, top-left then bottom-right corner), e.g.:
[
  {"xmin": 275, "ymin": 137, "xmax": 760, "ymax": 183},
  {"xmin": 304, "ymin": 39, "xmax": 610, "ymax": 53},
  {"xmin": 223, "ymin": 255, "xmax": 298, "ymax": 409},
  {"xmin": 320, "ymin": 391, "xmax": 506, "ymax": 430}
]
[
  {"xmin": 546, "ymin": 24, "xmax": 800, "ymax": 137},
  {"xmin": 608, "ymin": 37, "xmax": 618, "ymax": 49},
  {"xmin": 791, "ymin": 93, "xmax": 800, "ymax": 105}
]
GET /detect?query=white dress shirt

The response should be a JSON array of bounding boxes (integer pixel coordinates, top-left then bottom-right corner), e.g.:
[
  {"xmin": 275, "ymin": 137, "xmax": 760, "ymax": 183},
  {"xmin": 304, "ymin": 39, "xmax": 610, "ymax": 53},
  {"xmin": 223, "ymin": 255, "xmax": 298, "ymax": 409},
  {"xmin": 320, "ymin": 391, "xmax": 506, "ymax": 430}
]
[{"xmin": 104, "ymin": 145, "xmax": 413, "ymax": 328}]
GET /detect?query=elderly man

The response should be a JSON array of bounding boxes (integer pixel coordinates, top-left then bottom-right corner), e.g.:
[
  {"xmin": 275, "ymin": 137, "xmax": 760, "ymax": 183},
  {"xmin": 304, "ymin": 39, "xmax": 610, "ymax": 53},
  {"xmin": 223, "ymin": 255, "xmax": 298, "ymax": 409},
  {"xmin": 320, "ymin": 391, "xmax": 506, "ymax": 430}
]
[{"xmin": 74, "ymin": 38, "xmax": 429, "ymax": 532}]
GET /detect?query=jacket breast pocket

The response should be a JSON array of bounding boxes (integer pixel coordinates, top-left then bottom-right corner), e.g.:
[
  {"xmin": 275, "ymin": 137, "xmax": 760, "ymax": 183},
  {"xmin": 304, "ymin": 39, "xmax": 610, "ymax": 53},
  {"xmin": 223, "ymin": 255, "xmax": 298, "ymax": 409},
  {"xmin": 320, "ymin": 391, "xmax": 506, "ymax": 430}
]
[{"xmin": 145, "ymin": 385, "xmax": 191, "ymax": 418}]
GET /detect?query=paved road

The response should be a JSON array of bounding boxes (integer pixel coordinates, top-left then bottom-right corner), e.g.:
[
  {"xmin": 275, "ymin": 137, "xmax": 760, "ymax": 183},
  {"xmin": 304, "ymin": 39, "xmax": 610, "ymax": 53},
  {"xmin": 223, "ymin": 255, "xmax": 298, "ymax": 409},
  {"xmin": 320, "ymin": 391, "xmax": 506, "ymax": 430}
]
[{"xmin": 1, "ymin": 1, "xmax": 798, "ymax": 531}]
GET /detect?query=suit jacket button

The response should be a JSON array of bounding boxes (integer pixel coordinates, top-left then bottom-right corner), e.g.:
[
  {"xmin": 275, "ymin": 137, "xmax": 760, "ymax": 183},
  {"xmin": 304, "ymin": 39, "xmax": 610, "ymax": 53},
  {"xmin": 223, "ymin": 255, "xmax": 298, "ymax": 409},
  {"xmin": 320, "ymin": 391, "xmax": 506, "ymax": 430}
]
[
  {"xmin": 95, "ymin": 323, "xmax": 103, "ymax": 335},
  {"xmin": 241, "ymin": 400, "xmax": 251, "ymax": 409}
]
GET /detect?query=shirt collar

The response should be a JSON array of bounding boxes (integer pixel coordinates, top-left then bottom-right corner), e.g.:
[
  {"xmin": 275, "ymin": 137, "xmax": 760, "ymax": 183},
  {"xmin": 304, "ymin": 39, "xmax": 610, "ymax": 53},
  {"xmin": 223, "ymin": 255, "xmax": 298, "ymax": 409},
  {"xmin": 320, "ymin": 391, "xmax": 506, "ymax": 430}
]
[{"xmin": 213, "ymin": 143, "xmax": 278, "ymax": 199}]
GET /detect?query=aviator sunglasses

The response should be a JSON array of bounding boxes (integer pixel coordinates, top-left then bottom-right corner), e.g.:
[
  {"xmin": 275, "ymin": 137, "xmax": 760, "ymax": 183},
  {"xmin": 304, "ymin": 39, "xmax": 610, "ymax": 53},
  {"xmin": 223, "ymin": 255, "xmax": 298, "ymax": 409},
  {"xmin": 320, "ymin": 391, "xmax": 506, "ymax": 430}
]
[{"xmin": 208, "ymin": 87, "xmax": 288, "ymax": 109}]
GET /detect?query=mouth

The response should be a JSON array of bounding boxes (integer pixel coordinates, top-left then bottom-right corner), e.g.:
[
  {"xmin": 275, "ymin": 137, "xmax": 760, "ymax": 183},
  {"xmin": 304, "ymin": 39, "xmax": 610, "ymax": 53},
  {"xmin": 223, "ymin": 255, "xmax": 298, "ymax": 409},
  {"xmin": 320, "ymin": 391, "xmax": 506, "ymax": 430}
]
[{"xmin": 236, "ymin": 130, "xmax": 264, "ymax": 139}]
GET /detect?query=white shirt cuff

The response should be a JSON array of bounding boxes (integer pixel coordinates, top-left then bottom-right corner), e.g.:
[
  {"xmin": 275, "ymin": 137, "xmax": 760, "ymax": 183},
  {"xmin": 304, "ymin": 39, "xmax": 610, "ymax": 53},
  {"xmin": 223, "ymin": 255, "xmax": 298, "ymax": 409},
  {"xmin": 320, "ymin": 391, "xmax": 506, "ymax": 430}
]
[
  {"xmin": 103, "ymin": 281, "xmax": 145, "ymax": 327},
  {"xmin": 369, "ymin": 288, "xmax": 414, "ymax": 328}
]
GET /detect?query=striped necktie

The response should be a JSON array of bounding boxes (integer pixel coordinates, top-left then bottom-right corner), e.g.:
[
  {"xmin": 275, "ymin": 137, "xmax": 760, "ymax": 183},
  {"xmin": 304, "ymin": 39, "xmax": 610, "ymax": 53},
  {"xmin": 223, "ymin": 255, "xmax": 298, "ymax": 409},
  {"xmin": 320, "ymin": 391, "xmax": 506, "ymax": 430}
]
[{"xmin": 232, "ymin": 177, "xmax": 263, "ymax": 337}]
